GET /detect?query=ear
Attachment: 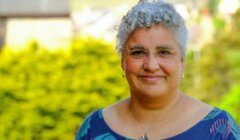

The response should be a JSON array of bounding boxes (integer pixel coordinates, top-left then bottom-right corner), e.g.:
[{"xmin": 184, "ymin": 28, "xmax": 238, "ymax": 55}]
[
  {"xmin": 181, "ymin": 56, "xmax": 186, "ymax": 72},
  {"xmin": 121, "ymin": 54, "xmax": 126, "ymax": 71}
]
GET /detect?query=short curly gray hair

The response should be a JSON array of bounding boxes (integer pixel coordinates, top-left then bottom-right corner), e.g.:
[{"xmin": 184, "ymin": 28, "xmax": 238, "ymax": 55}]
[{"xmin": 116, "ymin": 0, "xmax": 188, "ymax": 56}]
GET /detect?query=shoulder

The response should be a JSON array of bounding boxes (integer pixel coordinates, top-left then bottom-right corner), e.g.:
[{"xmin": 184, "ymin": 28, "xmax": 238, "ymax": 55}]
[
  {"xmin": 74, "ymin": 99, "xmax": 129, "ymax": 140},
  {"xmin": 75, "ymin": 109, "xmax": 103, "ymax": 140},
  {"xmin": 75, "ymin": 104, "xmax": 128, "ymax": 140},
  {"xmin": 203, "ymin": 108, "xmax": 240, "ymax": 139},
  {"xmin": 103, "ymin": 98, "xmax": 130, "ymax": 119}
]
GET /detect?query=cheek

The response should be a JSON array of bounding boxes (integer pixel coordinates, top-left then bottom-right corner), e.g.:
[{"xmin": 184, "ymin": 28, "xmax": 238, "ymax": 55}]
[
  {"xmin": 161, "ymin": 60, "xmax": 183, "ymax": 75},
  {"xmin": 124, "ymin": 59, "xmax": 143, "ymax": 73}
]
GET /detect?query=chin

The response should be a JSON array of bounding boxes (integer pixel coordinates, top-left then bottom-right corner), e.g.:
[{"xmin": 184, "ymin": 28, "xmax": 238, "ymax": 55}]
[{"xmin": 133, "ymin": 86, "xmax": 168, "ymax": 98}]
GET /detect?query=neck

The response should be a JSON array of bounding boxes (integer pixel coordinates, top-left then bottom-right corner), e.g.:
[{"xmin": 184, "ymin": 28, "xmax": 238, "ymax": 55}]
[{"xmin": 128, "ymin": 90, "xmax": 182, "ymax": 123}]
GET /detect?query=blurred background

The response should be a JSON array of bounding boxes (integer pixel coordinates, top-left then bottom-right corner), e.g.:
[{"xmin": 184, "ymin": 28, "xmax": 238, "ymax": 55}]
[{"xmin": 0, "ymin": 0, "xmax": 239, "ymax": 139}]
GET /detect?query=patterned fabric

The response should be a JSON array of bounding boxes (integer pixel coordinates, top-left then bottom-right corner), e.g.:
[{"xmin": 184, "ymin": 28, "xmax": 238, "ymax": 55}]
[{"xmin": 75, "ymin": 108, "xmax": 240, "ymax": 140}]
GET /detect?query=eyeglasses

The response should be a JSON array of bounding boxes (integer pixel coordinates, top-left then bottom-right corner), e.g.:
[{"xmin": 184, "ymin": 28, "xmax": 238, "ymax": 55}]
[{"xmin": 124, "ymin": 47, "xmax": 174, "ymax": 60}]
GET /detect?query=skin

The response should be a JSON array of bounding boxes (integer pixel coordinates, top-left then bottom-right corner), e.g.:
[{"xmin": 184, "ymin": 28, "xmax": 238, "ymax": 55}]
[
  {"xmin": 122, "ymin": 23, "xmax": 184, "ymax": 109},
  {"xmin": 103, "ymin": 24, "xmax": 213, "ymax": 139}
]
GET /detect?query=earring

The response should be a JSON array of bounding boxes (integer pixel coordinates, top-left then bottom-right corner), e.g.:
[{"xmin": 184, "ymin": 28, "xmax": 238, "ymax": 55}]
[
  {"xmin": 181, "ymin": 73, "xmax": 184, "ymax": 80},
  {"xmin": 122, "ymin": 70, "xmax": 125, "ymax": 78}
]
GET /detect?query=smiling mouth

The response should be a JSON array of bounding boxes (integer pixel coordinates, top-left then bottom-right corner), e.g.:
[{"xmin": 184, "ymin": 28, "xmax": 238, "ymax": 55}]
[{"xmin": 138, "ymin": 75, "xmax": 166, "ymax": 82}]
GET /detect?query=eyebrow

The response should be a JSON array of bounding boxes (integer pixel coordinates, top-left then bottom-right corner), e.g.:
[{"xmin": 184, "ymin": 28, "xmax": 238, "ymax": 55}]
[
  {"xmin": 129, "ymin": 46, "xmax": 145, "ymax": 50},
  {"xmin": 129, "ymin": 45, "xmax": 174, "ymax": 50},
  {"xmin": 156, "ymin": 45, "xmax": 174, "ymax": 50}
]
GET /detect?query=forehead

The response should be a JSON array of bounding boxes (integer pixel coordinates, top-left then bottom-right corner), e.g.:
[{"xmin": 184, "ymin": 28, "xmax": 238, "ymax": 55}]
[{"xmin": 125, "ymin": 24, "xmax": 179, "ymax": 50}]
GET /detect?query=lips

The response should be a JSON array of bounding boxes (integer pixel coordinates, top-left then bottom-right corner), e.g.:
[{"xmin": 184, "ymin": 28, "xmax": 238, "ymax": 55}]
[{"xmin": 138, "ymin": 75, "xmax": 166, "ymax": 82}]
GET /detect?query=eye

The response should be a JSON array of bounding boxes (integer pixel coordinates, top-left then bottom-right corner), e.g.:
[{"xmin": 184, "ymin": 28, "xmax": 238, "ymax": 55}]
[
  {"xmin": 158, "ymin": 50, "xmax": 171, "ymax": 56},
  {"xmin": 130, "ymin": 50, "xmax": 144, "ymax": 55},
  {"xmin": 129, "ymin": 50, "xmax": 146, "ymax": 58}
]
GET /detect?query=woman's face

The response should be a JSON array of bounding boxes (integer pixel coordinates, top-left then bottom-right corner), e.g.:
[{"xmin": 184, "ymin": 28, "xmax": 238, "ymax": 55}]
[{"xmin": 122, "ymin": 24, "xmax": 185, "ymax": 99}]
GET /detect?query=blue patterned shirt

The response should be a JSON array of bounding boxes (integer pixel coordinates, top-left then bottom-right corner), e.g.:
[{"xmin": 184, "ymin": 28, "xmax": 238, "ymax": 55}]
[{"xmin": 75, "ymin": 108, "xmax": 240, "ymax": 140}]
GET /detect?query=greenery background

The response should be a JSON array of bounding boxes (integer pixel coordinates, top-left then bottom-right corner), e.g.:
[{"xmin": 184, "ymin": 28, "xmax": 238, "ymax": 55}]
[{"xmin": 1, "ymin": 1, "xmax": 240, "ymax": 140}]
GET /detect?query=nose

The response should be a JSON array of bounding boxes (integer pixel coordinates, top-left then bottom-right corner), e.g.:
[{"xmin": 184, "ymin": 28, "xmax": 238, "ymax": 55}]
[{"xmin": 143, "ymin": 53, "xmax": 159, "ymax": 72}]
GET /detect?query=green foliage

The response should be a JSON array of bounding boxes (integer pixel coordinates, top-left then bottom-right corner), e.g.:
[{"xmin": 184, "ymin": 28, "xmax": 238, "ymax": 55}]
[
  {"xmin": 220, "ymin": 85, "xmax": 240, "ymax": 122},
  {"xmin": 185, "ymin": 9, "xmax": 240, "ymax": 123},
  {"xmin": 199, "ymin": 43, "xmax": 231, "ymax": 103},
  {"xmin": 1, "ymin": 10, "xmax": 240, "ymax": 139},
  {"xmin": 206, "ymin": 0, "xmax": 221, "ymax": 15},
  {"xmin": 212, "ymin": 17, "xmax": 226, "ymax": 32},
  {"xmin": 0, "ymin": 38, "xmax": 128, "ymax": 139}
]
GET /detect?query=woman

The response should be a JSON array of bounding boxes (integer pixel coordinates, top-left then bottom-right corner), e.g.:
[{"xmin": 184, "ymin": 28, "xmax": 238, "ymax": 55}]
[{"xmin": 75, "ymin": 0, "xmax": 240, "ymax": 139}]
